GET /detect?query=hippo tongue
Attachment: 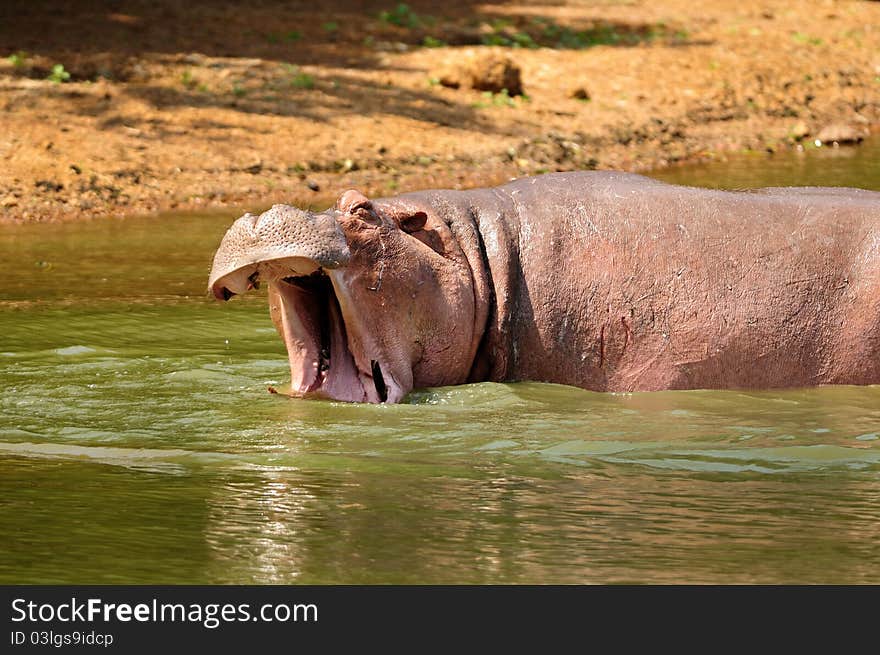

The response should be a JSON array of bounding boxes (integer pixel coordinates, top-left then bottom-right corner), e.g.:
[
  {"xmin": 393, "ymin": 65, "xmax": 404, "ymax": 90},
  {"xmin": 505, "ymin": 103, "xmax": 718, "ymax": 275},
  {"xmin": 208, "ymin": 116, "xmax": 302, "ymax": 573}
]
[{"xmin": 319, "ymin": 291, "xmax": 368, "ymax": 401}]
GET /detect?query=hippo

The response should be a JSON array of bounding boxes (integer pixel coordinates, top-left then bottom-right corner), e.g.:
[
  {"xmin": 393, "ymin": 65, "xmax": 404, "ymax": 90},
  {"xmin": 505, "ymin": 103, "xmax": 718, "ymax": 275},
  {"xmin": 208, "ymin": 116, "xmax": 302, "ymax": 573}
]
[{"xmin": 208, "ymin": 171, "xmax": 880, "ymax": 403}]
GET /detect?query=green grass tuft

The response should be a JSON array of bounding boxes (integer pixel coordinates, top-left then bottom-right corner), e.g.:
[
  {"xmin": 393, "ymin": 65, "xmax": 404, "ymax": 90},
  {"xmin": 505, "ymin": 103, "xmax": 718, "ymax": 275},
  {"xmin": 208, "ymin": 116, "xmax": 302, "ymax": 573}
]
[{"xmin": 47, "ymin": 64, "xmax": 70, "ymax": 83}]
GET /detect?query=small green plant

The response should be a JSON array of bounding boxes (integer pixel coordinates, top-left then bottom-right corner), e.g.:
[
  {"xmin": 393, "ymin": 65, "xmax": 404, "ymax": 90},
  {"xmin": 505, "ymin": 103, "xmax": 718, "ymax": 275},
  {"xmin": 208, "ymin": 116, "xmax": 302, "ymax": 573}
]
[
  {"xmin": 474, "ymin": 89, "xmax": 520, "ymax": 108},
  {"xmin": 570, "ymin": 25, "xmax": 623, "ymax": 47},
  {"xmin": 283, "ymin": 64, "xmax": 314, "ymax": 89},
  {"xmin": 480, "ymin": 22, "xmax": 539, "ymax": 49},
  {"xmin": 792, "ymin": 32, "xmax": 823, "ymax": 46},
  {"xmin": 427, "ymin": 76, "xmax": 440, "ymax": 86},
  {"xmin": 47, "ymin": 64, "xmax": 70, "ymax": 83},
  {"xmin": 232, "ymin": 82, "xmax": 247, "ymax": 97},
  {"xmin": 8, "ymin": 51, "xmax": 26, "ymax": 67},
  {"xmin": 267, "ymin": 30, "xmax": 302, "ymax": 43},
  {"xmin": 422, "ymin": 36, "xmax": 446, "ymax": 48},
  {"xmin": 180, "ymin": 69, "xmax": 196, "ymax": 89},
  {"xmin": 534, "ymin": 18, "xmax": 660, "ymax": 49},
  {"xmin": 494, "ymin": 89, "xmax": 516, "ymax": 107},
  {"xmin": 481, "ymin": 33, "xmax": 510, "ymax": 47},
  {"xmin": 379, "ymin": 3, "xmax": 422, "ymax": 29},
  {"xmin": 292, "ymin": 73, "xmax": 314, "ymax": 88},
  {"xmin": 511, "ymin": 32, "xmax": 538, "ymax": 48},
  {"xmin": 322, "ymin": 22, "xmax": 338, "ymax": 32}
]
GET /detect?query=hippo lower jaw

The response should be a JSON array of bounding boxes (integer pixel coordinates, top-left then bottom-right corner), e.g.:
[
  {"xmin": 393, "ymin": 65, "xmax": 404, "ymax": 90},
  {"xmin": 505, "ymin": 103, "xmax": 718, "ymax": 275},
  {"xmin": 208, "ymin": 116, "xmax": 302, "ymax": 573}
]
[{"xmin": 256, "ymin": 265, "xmax": 402, "ymax": 404}]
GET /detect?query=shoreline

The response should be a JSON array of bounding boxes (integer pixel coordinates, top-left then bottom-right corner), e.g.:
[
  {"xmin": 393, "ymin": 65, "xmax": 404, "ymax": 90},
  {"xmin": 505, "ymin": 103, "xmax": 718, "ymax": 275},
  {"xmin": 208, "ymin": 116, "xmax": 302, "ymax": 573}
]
[
  {"xmin": 1, "ymin": 0, "xmax": 878, "ymax": 224},
  {"xmin": 3, "ymin": 131, "xmax": 878, "ymax": 226}
]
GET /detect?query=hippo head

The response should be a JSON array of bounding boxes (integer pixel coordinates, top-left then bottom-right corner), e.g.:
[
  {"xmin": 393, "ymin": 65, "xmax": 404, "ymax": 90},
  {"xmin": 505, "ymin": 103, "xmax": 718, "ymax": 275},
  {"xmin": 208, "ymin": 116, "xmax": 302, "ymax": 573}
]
[{"xmin": 208, "ymin": 190, "xmax": 482, "ymax": 403}]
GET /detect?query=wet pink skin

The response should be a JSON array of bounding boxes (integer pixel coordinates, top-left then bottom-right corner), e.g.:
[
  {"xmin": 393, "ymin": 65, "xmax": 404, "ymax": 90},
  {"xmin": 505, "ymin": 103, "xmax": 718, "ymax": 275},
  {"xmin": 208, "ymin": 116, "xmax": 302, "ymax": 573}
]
[{"xmin": 211, "ymin": 172, "xmax": 880, "ymax": 402}]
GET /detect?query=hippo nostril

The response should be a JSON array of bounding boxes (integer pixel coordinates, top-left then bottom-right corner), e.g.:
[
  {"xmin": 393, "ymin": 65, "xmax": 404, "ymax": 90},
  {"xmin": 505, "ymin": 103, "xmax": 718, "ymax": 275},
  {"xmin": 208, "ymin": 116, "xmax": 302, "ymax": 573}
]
[
  {"xmin": 247, "ymin": 271, "xmax": 260, "ymax": 290},
  {"xmin": 221, "ymin": 287, "xmax": 235, "ymax": 301}
]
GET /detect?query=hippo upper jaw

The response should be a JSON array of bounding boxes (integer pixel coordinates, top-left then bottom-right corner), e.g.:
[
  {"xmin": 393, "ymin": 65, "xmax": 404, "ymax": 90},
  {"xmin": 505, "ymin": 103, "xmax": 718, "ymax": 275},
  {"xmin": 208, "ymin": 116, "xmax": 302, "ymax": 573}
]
[{"xmin": 207, "ymin": 204, "xmax": 350, "ymax": 301}]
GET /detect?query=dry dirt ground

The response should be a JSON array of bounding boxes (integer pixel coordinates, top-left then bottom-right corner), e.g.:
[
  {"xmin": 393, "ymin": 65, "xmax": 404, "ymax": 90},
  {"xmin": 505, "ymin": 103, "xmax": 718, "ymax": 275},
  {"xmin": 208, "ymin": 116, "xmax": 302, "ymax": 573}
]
[{"xmin": 1, "ymin": 0, "xmax": 878, "ymax": 223}]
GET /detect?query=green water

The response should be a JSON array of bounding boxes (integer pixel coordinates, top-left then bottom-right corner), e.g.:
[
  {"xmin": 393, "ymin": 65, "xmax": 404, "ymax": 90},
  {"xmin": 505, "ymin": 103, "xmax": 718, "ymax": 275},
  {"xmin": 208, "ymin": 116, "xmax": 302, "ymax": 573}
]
[
  {"xmin": 2, "ymin": 140, "xmax": 879, "ymax": 584},
  {"xmin": 652, "ymin": 135, "xmax": 880, "ymax": 190}
]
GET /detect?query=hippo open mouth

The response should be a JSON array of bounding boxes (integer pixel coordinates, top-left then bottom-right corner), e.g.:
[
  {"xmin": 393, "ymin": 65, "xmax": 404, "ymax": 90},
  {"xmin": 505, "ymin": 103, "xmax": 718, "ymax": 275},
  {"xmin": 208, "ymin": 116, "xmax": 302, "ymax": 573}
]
[
  {"xmin": 208, "ymin": 204, "xmax": 404, "ymax": 403},
  {"xmin": 269, "ymin": 268, "xmax": 389, "ymax": 403}
]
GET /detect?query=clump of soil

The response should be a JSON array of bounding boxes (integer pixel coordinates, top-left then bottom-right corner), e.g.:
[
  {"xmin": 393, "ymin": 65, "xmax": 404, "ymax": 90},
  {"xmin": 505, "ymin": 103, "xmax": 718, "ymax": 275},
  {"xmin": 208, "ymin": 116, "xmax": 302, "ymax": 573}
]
[{"xmin": 436, "ymin": 51, "xmax": 524, "ymax": 95}]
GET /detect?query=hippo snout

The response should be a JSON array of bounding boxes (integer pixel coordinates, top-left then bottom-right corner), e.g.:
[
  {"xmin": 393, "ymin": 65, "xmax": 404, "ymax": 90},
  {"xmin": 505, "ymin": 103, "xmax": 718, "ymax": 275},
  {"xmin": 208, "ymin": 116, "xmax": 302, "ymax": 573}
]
[{"xmin": 208, "ymin": 204, "xmax": 350, "ymax": 300}]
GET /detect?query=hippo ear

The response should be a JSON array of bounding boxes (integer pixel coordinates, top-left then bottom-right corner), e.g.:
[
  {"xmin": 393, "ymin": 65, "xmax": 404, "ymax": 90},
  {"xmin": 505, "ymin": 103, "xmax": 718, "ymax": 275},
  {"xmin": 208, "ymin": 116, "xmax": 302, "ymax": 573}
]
[
  {"xmin": 396, "ymin": 211, "xmax": 428, "ymax": 234},
  {"xmin": 382, "ymin": 203, "xmax": 428, "ymax": 234},
  {"xmin": 337, "ymin": 189, "xmax": 372, "ymax": 214}
]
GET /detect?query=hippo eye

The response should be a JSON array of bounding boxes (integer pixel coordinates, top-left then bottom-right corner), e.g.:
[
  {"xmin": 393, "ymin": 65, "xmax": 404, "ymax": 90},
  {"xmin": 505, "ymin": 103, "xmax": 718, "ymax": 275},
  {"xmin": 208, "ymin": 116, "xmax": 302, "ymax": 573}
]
[{"xmin": 353, "ymin": 206, "xmax": 381, "ymax": 225}]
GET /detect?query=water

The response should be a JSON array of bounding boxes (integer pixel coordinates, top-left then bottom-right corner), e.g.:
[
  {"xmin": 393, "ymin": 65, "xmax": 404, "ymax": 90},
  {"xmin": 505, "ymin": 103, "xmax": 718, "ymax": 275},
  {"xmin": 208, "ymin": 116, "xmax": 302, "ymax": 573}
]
[
  {"xmin": 652, "ymin": 136, "xmax": 880, "ymax": 190},
  {"xmin": 2, "ymin": 139, "xmax": 879, "ymax": 584}
]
